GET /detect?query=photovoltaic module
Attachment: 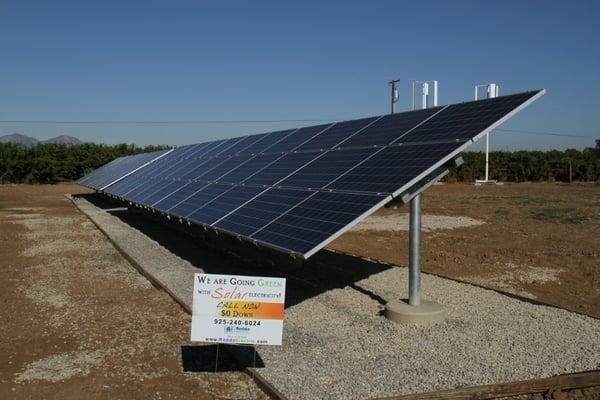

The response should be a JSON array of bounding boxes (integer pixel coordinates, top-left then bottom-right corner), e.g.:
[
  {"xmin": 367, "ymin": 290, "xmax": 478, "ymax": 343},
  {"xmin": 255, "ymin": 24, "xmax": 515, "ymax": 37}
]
[
  {"xmin": 79, "ymin": 90, "xmax": 545, "ymax": 258},
  {"xmin": 78, "ymin": 149, "xmax": 172, "ymax": 191}
]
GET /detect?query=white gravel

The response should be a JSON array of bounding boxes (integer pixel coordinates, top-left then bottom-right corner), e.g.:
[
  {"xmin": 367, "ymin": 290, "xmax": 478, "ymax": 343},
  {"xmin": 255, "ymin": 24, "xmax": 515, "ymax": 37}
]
[
  {"xmin": 462, "ymin": 262, "xmax": 562, "ymax": 300},
  {"xmin": 352, "ymin": 213, "xmax": 485, "ymax": 232},
  {"xmin": 15, "ymin": 351, "xmax": 103, "ymax": 383},
  {"xmin": 72, "ymin": 195, "xmax": 600, "ymax": 400},
  {"xmin": 255, "ymin": 268, "xmax": 600, "ymax": 399}
]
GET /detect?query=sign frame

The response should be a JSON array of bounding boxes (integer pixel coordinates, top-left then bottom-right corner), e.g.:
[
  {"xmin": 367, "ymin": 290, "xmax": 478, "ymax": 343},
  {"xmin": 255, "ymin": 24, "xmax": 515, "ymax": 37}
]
[{"xmin": 191, "ymin": 273, "xmax": 286, "ymax": 346}]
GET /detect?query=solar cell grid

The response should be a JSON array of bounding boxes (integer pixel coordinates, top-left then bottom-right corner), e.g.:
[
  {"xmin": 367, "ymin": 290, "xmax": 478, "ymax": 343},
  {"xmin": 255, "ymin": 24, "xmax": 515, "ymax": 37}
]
[
  {"xmin": 115, "ymin": 129, "xmax": 299, "ymax": 208},
  {"xmin": 137, "ymin": 130, "xmax": 301, "ymax": 210},
  {"xmin": 217, "ymin": 153, "xmax": 283, "ymax": 184},
  {"xmin": 264, "ymin": 124, "xmax": 334, "ymax": 154},
  {"xmin": 83, "ymin": 90, "xmax": 544, "ymax": 258},
  {"xmin": 233, "ymin": 132, "xmax": 270, "ymax": 154},
  {"xmin": 187, "ymin": 185, "xmax": 264, "ymax": 224},
  {"xmin": 78, "ymin": 156, "xmax": 124, "ymax": 186},
  {"xmin": 327, "ymin": 140, "xmax": 467, "ymax": 194},
  {"xmin": 241, "ymin": 152, "xmax": 321, "ymax": 187},
  {"xmin": 339, "ymin": 106, "xmax": 441, "ymax": 149},
  {"xmin": 278, "ymin": 147, "xmax": 379, "ymax": 189},
  {"xmin": 141, "ymin": 180, "xmax": 186, "ymax": 205},
  {"xmin": 161, "ymin": 139, "xmax": 231, "ymax": 177},
  {"xmin": 153, "ymin": 180, "xmax": 208, "ymax": 210},
  {"xmin": 214, "ymin": 188, "xmax": 312, "ymax": 236},
  {"xmin": 293, "ymin": 116, "xmax": 379, "ymax": 152},
  {"xmin": 398, "ymin": 92, "xmax": 535, "ymax": 144},
  {"xmin": 251, "ymin": 191, "xmax": 386, "ymax": 255},
  {"xmin": 238, "ymin": 129, "xmax": 296, "ymax": 155},
  {"xmin": 168, "ymin": 183, "xmax": 232, "ymax": 216},
  {"xmin": 79, "ymin": 149, "xmax": 171, "ymax": 190},
  {"xmin": 106, "ymin": 145, "xmax": 193, "ymax": 196},
  {"xmin": 120, "ymin": 139, "xmax": 233, "ymax": 199}
]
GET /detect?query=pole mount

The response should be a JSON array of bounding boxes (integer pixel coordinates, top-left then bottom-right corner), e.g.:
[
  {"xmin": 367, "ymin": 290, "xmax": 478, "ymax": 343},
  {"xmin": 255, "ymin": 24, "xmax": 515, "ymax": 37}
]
[
  {"xmin": 384, "ymin": 83, "xmax": 446, "ymax": 325},
  {"xmin": 384, "ymin": 299, "xmax": 445, "ymax": 325}
]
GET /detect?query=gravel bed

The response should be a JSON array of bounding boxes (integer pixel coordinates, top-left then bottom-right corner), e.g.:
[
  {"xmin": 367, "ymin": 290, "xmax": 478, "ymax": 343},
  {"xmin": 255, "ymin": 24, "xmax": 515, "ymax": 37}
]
[
  {"xmin": 352, "ymin": 213, "xmax": 485, "ymax": 232},
  {"xmin": 72, "ymin": 195, "xmax": 600, "ymax": 400},
  {"xmin": 255, "ymin": 268, "xmax": 600, "ymax": 399}
]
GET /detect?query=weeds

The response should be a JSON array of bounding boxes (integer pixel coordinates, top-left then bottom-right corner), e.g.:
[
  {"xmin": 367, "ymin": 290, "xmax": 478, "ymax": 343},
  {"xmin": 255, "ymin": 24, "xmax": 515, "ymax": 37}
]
[{"xmin": 530, "ymin": 207, "xmax": 590, "ymax": 224}]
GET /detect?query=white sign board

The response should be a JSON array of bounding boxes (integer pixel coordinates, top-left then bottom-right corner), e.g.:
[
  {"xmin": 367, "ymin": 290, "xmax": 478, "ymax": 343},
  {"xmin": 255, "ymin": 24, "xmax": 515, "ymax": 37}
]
[{"xmin": 191, "ymin": 273, "xmax": 286, "ymax": 346}]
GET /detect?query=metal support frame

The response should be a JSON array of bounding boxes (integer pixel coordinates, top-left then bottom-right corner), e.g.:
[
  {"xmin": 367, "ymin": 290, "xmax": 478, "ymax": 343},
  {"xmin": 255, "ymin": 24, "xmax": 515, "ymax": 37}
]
[
  {"xmin": 475, "ymin": 83, "xmax": 500, "ymax": 185},
  {"xmin": 407, "ymin": 80, "xmax": 439, "ymax": 306},
  {"xmin": 408, "ymin": 193, "xmax": 422, "ymax": 306},
  {"xmin": 400, "ymin": 156, "xmax": 462, "ymax": 307},
  {"xmin": 383, "ymin": 79, "xmax": 454, "ymax": 324},
  {"xmin": 400, "ymin": 156, "xmax": 464, "ymax": 203}
]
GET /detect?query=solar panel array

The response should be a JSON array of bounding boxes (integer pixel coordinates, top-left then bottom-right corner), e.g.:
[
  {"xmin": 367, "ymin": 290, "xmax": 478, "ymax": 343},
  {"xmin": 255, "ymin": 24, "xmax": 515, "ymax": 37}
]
[
  {"xmin": 81, "ymin": 90, "xmax": 544, "ymax": 258},
  {"xmin": 78, "ymin": 149, "xmax": 171, "ymax": 190}
]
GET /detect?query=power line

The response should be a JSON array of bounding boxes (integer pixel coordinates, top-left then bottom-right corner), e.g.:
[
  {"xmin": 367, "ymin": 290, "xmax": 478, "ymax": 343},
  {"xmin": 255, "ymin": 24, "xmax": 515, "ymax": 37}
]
[
  {"xmin": 0, "ymin": 119, "xmax": 595, "ymax": 140},
  {"xmin": 0, "ymin": 119, "xmax": 334, "ymax": 125},
  {"xmin": 494, "ymin": 128, "xmax": 593, "ymax": 139}
]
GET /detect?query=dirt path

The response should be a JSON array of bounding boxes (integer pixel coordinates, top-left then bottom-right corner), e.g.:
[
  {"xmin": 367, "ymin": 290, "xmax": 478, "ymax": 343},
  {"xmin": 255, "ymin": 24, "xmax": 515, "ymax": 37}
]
[{"xmin": 0, "ymin": 184, "xmax": 266, "ymax": 400}]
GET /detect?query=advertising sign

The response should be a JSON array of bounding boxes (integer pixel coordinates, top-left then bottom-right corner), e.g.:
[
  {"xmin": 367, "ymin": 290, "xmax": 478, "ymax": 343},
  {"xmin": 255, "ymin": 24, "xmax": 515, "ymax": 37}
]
[{"xmin": 191, "ymin": 273, "xmax": 286, "ymax": 346}]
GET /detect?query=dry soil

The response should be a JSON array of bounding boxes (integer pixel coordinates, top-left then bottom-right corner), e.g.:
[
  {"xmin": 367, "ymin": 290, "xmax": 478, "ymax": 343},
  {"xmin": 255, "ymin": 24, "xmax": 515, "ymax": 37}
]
[{"xmin": 0, "ymin": 184, "xmax": 267, "ymax": 400}]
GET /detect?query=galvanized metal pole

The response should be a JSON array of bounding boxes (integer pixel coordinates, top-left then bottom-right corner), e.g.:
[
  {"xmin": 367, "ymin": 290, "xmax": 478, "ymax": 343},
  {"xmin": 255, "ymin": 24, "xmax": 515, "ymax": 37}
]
[
  {"xmin": 485, "ymin": 132, "xmax": 490, "ymax": 181},
  {"xmin": 382, "ymin": 80, "xmax": 443, "ymax": 324},
  {"xmin": 407, "ymin": 79, "xmax": 435, "ymax": 307},
  {"xmin": 408, "ymin": 193, "xmax": 422, "ymax": 306},
  {"xmin": 476, "ymin": 83, "xmax": 498, "ymax": 183}
]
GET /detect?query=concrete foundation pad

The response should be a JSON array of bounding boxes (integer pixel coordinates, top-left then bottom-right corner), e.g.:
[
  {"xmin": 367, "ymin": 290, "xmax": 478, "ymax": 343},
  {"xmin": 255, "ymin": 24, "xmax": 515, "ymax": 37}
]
[
  {"xmin": 384, "ymin": 299, "xmax": 445, "ymax": 325},
  {"xmin": 475, "ymin": 180, "xmax": 504, "ymax": 186}
]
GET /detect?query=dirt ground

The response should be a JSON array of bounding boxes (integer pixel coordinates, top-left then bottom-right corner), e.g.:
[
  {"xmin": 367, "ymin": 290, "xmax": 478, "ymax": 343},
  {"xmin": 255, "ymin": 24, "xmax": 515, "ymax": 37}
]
[
  {"xmin": 0, "ymin": 184, "xmax": 267, "ymax": 400},
  {"xmin": 0, "ymin": 182, "xmax": 598, "ymax": 400},
  {"xmin": 332, "ymin": 182, "xmax": 600, "ymax": 319}
]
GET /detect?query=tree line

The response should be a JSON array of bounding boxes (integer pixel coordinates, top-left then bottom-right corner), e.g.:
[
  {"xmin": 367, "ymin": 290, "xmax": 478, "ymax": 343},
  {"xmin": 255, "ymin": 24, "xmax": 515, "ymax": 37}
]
[
  {"xmin": 447, "ymin": 140, "xmax": 600, "ymax": 183},
  {"xmin": 0, "ymin": 143, "xmax": 170, "ymax": 183},
  {"xmin": 0, "ymin": 140, "xmax": 598, "ymax": 184}
]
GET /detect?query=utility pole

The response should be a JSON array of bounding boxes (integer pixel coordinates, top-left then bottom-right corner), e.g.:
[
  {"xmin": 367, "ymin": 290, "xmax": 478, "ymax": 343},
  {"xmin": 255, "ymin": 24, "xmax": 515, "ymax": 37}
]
[{"xmin": 388, "ymin": 79, "xmax": 400, "ymax": 114}]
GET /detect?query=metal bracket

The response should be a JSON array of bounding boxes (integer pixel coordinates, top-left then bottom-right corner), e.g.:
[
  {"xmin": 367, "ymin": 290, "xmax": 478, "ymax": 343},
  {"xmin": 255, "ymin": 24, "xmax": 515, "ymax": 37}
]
[{"xmin": 398, "ymin": 156, "xmax": 464, "ymax": 203}]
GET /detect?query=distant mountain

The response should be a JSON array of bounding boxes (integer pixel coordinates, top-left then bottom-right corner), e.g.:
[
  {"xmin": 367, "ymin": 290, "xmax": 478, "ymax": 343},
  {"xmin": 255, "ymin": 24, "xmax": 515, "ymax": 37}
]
[
  {"xmin": 0, "ymin": 133, "xmax": 39, "ymax": 147},
  {"xmin": 0, "ymin": 133, "xmax": 83, "ymax": 146},
  {"xmin": 43, "ymin": 135, "xmax": 82, "ymax": 145}
]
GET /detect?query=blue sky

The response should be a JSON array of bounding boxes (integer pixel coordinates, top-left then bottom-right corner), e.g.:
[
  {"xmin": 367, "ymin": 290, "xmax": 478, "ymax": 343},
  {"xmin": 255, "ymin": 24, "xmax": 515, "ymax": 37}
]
[{"xmin": 1, "ymin": 0, "xmax": 598, "ymax": 150}]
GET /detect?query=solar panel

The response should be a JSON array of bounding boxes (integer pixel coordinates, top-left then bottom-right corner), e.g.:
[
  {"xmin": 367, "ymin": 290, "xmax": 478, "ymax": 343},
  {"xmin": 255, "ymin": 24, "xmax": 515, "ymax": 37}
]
[
  {"xmin": 78, "ymin": 149, "xmax": 172, "ymax": 190},
  {"xmin": 90, "ymin": 90, "xmax": 545, "ymax": 258}
]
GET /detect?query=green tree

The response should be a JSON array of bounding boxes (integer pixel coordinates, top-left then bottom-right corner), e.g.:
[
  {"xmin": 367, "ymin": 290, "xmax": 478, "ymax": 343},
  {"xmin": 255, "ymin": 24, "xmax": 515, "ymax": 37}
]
[{"xmin": 0, "ymin": 142, "xmax": 170, "ymax": 184}]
